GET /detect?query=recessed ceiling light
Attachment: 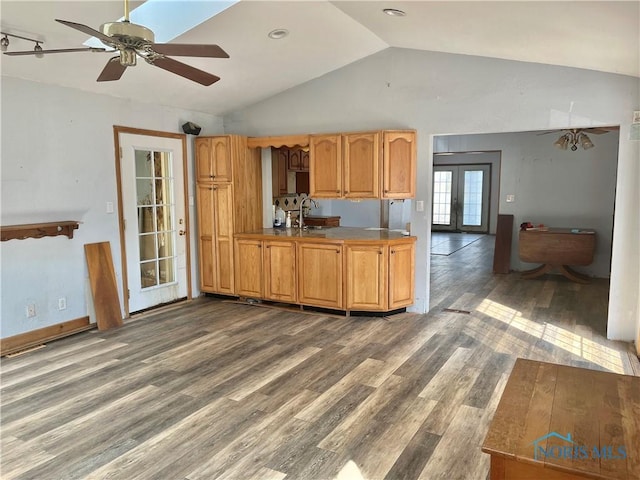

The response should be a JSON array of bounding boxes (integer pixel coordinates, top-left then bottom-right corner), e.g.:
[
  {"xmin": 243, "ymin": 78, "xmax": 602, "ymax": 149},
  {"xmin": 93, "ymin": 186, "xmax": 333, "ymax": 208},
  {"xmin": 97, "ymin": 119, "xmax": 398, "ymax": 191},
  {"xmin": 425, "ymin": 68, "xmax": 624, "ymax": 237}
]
[
  {"xmin": 268, "ymin": 29, "xmax": 289, "ymax": 40},
  {"xmin": 383, "ymin": 8, "xmax": 406, "ymax": 17}
]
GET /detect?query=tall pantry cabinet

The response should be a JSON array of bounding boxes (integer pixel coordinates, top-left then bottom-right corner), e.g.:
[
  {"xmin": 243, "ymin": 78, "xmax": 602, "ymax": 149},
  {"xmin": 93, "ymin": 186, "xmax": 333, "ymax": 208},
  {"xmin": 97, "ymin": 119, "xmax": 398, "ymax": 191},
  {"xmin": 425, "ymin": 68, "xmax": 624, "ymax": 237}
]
[{"xmin": 195, "ymin": 135, "xmax": 262, "ymax": 295}]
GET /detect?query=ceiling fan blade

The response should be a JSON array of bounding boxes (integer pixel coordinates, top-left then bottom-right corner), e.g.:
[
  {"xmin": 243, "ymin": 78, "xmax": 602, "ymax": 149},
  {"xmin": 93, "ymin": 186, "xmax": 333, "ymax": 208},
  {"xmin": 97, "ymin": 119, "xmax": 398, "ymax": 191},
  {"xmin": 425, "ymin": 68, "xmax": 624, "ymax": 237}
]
[
  {"xmin": 150, "ymin": 43, "xmax": 229, "ymax": 58},
  {"xmin": 4, "ymin": 47, "xmax": 107, "ymax": 56},
  {"xmin": 585, "ymin": 127, "xmax": 617, "ymax": 134},
  {"xmin": 55, "ymin": 19, "xmax": 114, "ymax": 45},
  {"xmin": 150, "ymin": 56, "xmax": 220, "ymax": 86},
  {"xmin": 97, "ymin": 56, "xmax": 127, "ymax": 82}
]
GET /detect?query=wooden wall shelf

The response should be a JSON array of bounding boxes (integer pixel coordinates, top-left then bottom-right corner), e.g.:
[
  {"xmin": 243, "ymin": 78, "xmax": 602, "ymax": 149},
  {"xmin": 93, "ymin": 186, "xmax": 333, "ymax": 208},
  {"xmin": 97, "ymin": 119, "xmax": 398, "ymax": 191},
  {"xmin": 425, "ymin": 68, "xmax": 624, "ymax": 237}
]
[{"xmin": 1, "ymin": 221, "xmax": 80, "ymax": 241}]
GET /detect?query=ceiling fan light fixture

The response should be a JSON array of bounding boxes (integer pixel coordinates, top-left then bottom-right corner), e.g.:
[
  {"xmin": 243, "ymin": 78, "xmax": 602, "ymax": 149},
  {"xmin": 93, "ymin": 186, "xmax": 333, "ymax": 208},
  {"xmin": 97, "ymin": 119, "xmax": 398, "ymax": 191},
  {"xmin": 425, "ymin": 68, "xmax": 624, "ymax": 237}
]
[
  {"xmin": 553, "ymin": 134, "xmax": 569, "ymax": 150},
  {"xmin": 579, "ymin": 133, "xmax": 594, "ymax": 150},
  {"xmin": 34, "ymin": 42, "xmax": 44, "ymax": 58},
  {"xmin": 267, "ymin": 29, "xmax": 289, "ymax": 40},
  {"xmin": 383, "ymin": 8, "xmax": 406, "ymax": 17},
  {"xmin": 1, "ymin": 35, "xmax": 9, "ymax": 52}
]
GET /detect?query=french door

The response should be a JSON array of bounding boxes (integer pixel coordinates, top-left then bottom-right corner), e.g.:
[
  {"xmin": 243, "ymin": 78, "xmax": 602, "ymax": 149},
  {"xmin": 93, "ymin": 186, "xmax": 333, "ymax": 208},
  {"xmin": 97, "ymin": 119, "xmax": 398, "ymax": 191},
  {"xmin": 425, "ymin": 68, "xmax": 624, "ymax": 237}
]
[
  {"xmin": 432, "ymin": 164, "xmax": 490, "ymax": 232},
  {"xmin": 118, "ymin": 132, "xmax": 189, "ymax": 314}
]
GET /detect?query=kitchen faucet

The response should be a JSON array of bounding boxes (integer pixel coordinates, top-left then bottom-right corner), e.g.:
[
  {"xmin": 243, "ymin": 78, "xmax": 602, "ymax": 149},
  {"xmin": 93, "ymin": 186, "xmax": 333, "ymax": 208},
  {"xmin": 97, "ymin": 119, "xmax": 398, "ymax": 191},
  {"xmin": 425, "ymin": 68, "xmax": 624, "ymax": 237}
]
[{"xmin": 298, "ymin": 196, "xmax": 319, "ymax": 228}]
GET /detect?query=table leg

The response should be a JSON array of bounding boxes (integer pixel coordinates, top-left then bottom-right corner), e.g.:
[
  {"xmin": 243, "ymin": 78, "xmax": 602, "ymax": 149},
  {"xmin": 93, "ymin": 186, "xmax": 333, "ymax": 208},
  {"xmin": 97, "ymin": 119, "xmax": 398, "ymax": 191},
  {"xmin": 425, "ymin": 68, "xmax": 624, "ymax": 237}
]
[
  {"xmin": 520, "ymin": 264, "xmax": 552, "ymax": 279},
  {"xmin": 558, "ymin": 265, "xmax": 591, "ymax": 284}
]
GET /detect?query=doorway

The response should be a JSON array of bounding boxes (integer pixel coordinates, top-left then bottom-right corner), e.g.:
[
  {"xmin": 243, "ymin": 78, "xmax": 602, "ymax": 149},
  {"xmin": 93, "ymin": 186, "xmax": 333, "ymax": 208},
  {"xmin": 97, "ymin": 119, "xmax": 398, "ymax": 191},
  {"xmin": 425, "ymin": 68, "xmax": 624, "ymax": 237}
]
[
  {"xmin": 432, "ymin": 164, "xmax": 491, "ymax": 233},
  {"xmin": 115, "ymin": 127, "xmax": 191, "ymax": 316}
]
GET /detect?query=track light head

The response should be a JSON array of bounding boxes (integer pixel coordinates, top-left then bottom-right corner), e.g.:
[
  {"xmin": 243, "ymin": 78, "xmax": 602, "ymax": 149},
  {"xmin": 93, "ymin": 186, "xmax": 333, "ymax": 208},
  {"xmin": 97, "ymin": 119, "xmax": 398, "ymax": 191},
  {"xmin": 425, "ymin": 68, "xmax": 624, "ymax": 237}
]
[{"xmin": 1, "ymin": 35, "xmax": 9, "ymax": 52}]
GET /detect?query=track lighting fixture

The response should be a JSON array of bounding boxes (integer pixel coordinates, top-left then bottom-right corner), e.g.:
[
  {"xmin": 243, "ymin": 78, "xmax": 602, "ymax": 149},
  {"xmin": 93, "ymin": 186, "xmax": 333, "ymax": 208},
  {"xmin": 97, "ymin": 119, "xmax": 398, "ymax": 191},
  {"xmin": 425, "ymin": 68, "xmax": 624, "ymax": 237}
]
[
  {"xmin": 0, "ymin": 31, "xmax": 44, "ymax": 55},
  {"xmin": 553, "ymin": 129, "xmax": 595, "ymax": 151}
]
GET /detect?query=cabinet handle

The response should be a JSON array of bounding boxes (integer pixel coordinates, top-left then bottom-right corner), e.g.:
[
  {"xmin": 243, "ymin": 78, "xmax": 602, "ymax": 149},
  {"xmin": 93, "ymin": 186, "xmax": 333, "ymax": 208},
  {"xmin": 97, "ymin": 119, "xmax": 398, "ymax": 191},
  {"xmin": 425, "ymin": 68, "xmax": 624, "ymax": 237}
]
[
  {"xmin": 210, "ymin": 174, "xmax": 214, "ymax": 178},
  {"xmin": 391, "ymin": 250, "xmax": 396, "ymax": 254},
  {"xmin": 266, "ymin": 245, "xmax": 271, "ymax": 249},
  {"xmin": 378, "ymin": 250, "xmax": 382, "ymax": 255},
  {"xmin": 336, "ymin": 250, "xmax": 340, "ymax": 254},
  {"xmin": 384, "ymin": 189, "xmax": 389, "ymax": 193},
  {"xmin": 258, "ymin": 244, "xmax": 262, "ymax": 248}
]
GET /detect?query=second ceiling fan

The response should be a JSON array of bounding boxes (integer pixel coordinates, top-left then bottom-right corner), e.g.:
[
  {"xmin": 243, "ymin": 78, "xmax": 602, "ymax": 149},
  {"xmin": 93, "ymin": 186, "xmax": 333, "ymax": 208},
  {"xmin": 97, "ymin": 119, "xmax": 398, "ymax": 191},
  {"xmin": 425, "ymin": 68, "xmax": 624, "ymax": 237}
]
[{"xmin": 4, "ymin": 0, "xmax": 229, "ymax": 86}]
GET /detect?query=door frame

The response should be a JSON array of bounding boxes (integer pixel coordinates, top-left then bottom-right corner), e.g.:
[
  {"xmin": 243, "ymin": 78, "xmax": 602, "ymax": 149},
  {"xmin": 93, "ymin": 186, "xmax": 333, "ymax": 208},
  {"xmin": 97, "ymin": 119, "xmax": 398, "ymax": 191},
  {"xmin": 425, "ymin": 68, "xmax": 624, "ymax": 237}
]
[{"xmin": 113, "ymin": 125, "xmax": 192, "ymax": 317}]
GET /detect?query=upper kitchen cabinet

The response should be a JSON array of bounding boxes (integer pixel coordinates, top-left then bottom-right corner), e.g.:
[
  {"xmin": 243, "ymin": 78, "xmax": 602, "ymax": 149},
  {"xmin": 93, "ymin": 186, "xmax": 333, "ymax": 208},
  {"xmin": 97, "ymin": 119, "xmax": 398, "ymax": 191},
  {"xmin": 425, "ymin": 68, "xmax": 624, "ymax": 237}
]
[
  {"xmin": 343, "ymin": 132, "xmax": 380, "ymax": 199},
  {"xmin": 287, "ymin": 148, "xmax": 309, "ymax": 172},
  {"xmin": 309, "ymin": 134, "xmax": 342, "ymax": 198},
  {"xmin": 195, "ymin": 136, "xmax": 233, "ymax": 183},
  {"xmin": 383, "ymin": 131, "xmax": 416, "ymax": 199},
  {"xmin": 309, "ymin": 130, "xmax": 415, "ymax": 199}
]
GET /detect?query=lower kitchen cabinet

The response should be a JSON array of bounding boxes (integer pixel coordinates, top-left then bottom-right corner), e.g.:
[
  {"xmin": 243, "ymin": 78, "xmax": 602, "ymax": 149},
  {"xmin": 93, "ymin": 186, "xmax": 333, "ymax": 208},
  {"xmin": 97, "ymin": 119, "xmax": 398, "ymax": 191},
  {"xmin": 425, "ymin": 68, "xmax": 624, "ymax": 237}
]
[
  {"xmin": 234, "ymin": 239, "xmax": 297, "ymax": 302},
  {"xmin": 234, "ymin": 239, "xmax": 263, "ymax": 298},
  {"xmin": 233, "ymin": 229, "xmax": 415, "ymax": 313},
  {"xmin": 389, "ymin": 242, "xmax": 415, "ymax": 308},
  {"xmin": 346, "ymin": 244, "xmax": 387, "ymax": 310},
  {"xmin": 264, "ymin": 241, "xmax": 297, "ymax": 302},
  {"xmin": 297, "ymin": 242, "xmax": 343, "ymax": 309}
]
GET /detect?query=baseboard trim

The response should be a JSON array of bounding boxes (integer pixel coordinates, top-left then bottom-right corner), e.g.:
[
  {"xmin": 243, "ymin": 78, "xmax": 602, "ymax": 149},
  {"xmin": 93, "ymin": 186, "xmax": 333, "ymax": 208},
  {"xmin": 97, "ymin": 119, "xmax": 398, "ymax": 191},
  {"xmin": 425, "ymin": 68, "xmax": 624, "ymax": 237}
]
[{"xmin": 0, "ymin": 317, "xmax": 94, "ymax": 356}]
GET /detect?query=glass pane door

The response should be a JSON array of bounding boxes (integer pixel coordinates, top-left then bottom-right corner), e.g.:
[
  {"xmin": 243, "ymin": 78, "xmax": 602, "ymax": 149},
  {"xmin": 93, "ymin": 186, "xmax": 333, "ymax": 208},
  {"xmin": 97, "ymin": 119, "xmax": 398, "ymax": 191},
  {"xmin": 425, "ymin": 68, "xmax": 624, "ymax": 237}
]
[
  {"xmin": 135, "ymin": 149, "xmax": 177, "ymax": 289},
  {"xmin": 432, "ymin": 164, "xmax": 491, "ymax": 232}
]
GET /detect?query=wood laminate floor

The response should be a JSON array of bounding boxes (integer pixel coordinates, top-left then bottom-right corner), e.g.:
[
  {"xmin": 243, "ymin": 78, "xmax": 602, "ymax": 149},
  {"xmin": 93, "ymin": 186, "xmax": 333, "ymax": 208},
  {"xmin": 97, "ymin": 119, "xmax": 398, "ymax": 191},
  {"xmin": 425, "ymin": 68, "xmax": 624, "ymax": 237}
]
[{"xmin": 2, "ymin": 235, "xmax": 638, "ymax": 480}]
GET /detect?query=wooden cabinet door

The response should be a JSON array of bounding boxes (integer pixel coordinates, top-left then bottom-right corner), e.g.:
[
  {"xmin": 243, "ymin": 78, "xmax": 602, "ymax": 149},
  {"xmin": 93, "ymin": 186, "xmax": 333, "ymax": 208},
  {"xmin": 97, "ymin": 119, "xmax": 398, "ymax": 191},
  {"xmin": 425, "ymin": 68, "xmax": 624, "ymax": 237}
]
[
  {"xmin": 196, "ymin": 184, "xmax": 216, "ymax": 292},
  {"xmin": 297, "ymin": 242, "xmax": 343, "ymax": 308},
  {"xmin": 343, "ymin": 132, "xmax": 380, "ymax": 198},
  {"xmin": 383, "ymin": 131, "xmax": 416, "ymax": 199},
  {"xmin": 195, "ymin": 137, "xmax": 233, "ymax": 183},
  {"xmin": 213, "ymin": 183, "xmax": 235, "ymax": 294},
  {"xmin": 310, "ymin": 134, "xmax": 342, "ymax": 198},
  {"xmin": 234, "ymin": 239, "xmax": 263, "ymax": 297},
  {"xmin": 389, "ymin": 241, "xmax": 415, "ymax": 309},
  {"xmin": 264, "ymin": 240, "xmax": 297, "ymax": 302},
  {"xmin": 346, "ymin": 244, "xmax": 387, "ymax": 310},
  {"xmin": 288, "ymin": 148, "xmax": 302, "ymax": 171},
  {"xmin": 301, "ymin": 149, "xmax": 310, "ymax": 171},
  {"xmin": 272, "ymin": 149, "xmax": 289, "ymax": 196}
]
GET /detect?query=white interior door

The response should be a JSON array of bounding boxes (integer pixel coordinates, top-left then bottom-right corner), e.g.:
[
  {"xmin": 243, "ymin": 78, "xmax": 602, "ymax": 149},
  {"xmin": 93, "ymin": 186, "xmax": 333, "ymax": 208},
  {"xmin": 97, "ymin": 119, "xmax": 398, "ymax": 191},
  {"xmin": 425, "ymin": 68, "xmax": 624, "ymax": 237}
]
[
  {"xmin": 120, "ymin": 133, "xmax": 188, "ymax": 313},
  {"xmin": 432, "ymin": 164, "xmax": 491, "ymax": 232}
]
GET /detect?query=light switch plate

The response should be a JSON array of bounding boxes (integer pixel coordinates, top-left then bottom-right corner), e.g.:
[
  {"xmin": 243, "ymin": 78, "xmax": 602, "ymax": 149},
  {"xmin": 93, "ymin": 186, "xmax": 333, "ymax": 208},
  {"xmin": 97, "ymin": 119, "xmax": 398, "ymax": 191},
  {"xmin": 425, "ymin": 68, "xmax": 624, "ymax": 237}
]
[
  {"xmin": 506, "ymin": 194, "xmax": 515, "ymax": 203},
  {"xmin": 106, "ymin": 202, "xmax": 114, "ymax": 213},
  {"xmin": 416, "ymin": 200, "xmax": 424, "ymax": 212}
]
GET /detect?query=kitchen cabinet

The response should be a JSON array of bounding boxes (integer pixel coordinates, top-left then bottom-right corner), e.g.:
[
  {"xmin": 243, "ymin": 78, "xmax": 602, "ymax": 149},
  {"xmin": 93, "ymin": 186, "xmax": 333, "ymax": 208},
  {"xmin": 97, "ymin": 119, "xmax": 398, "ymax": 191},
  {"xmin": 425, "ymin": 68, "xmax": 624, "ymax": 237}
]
[
  {"xmin": 287, "ymin": 148, "xmax": 309, "ymax": 172},
  {"xmin": 234, "ymin": 228, "xmax": 415, "ymax": 313},
  {"xmin": 309, "ymin": 134, "xmax": 342, "ymax": 198},
  {"xmin": 264, "ymin": 240, "xmax": 297, "ymax": 302},
  {"xmin": 234, "ymin": 239, "xmax": 263, "ymax": 298},
  {"xmin": 297, "ymin": 242, "xmax": 343, "ymax": 309},
  {"xmin": 346, "ymin": 244, "xmax": 387, "ymax": 310},
  {"xmin": 197, "ymin": 183, "xmax": 235, "ymax": 294},
  {"xmin": 343, "ymin": 132, "xmax": 380, "ymax": 198},
  {"xmin": 234, "ymin": 239, "xmax": 297, "ymax": 302},
  {"xmin": 383, "ymin": 131, "xmax": 416, "ymax": 199},
  {"xmin": 272, "ymin": 150, "xmax": 289, "ymax": 196},
  {"xmin": 310, "ymin": 130, "xmax": 414, "ymax": 199},
  {"xmin": 389, "ymin": 241, "xmax": 415, "ymax": 308},
  {"xmin": 196, "ymin": 135, "xmax": 262, "ymax": 296},
  {"xmin": 195, "ymin": 136, "xmax": 233, "ymax": 183}
]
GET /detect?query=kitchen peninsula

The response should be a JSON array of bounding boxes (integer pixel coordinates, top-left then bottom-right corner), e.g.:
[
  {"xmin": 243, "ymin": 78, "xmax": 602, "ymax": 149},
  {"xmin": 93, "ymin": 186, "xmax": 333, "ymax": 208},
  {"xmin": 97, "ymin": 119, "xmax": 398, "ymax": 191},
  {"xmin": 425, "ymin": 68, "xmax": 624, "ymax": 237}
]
[{"xmin": 234, "ymin": 227, "xmax": 416, "ymax": 314}]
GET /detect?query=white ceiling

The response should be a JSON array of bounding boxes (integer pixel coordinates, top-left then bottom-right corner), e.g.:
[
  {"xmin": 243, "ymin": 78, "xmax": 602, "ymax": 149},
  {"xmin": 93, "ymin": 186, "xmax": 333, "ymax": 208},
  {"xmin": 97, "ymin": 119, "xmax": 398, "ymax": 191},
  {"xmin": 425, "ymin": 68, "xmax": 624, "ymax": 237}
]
[{"xmin": 1, "ymin": 1, "xmax": 638, "ymax": 116}]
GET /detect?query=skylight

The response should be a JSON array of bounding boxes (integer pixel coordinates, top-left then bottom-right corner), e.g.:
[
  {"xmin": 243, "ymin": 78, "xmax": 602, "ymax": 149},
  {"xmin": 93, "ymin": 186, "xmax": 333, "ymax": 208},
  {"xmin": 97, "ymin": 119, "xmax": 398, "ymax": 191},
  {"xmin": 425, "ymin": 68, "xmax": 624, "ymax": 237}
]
[{"xmin": 84, "ymin": 0, "xmax": 238, "ymax": 47}]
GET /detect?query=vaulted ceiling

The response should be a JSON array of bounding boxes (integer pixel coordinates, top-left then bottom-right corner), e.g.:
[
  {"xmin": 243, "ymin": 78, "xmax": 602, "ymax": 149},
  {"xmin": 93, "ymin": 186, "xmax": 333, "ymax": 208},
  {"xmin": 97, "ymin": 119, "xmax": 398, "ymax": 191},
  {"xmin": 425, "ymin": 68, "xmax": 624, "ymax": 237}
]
[{"xmin": 1, "ymin": 1, "xmax": 638, "ymax": 115}]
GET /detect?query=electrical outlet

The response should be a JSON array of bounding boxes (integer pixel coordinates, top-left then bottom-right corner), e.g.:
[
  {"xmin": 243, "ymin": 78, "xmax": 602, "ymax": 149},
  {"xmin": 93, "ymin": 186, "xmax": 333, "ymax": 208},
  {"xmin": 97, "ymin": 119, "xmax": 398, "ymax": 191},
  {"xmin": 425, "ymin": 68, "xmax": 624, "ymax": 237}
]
[
  {"xmin": 58, "ymin": 297, "xmax": 67, "ymax": 310},
  {"xmin": 26, "ymin": 304, "xmax": 36, "ymax": 318}
]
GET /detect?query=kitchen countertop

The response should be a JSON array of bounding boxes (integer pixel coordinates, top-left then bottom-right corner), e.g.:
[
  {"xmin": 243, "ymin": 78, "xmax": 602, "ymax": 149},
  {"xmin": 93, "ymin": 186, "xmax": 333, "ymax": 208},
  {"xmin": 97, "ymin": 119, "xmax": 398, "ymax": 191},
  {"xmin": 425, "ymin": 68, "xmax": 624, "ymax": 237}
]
[{"xmin": 235, "ymin": 227, "xmax": 415, "ymax": 242}]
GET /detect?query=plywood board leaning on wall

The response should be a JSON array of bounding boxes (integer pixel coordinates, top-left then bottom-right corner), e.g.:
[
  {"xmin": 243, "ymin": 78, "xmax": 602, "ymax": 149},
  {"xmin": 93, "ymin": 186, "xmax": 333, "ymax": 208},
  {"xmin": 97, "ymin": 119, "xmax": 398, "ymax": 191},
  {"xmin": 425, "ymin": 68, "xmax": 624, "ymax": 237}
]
[{"xmin": 85, "ymin": 242, "xmax": 123, "ymax": 331}]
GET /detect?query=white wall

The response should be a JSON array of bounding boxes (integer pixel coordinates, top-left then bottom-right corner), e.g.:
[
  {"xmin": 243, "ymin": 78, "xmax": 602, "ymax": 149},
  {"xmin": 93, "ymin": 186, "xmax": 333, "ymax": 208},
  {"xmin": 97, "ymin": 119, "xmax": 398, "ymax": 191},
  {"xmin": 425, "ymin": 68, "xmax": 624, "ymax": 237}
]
[
  {"xmin": 224, "ymin": 47, "xmax": 640, "ymax": 341},
  {"xmin": 1, "ymin": 77, "xmax": 223, "ymax": 339},
  {"xmin": 434, "ymin": 130, "xmax": 619, "ymax": 278}
]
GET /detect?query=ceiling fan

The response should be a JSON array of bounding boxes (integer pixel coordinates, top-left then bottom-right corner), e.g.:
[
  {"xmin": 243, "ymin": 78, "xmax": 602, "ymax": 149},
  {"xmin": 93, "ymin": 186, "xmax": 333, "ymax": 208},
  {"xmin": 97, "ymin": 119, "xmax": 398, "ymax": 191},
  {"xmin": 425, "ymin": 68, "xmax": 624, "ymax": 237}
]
[
  {"xmin": 3, "ymin": 0, "xmax": 228, "ymax": 85},
  {"xmin": 538, "ymin": 126, "xmax": 619, "ymax": 151}
]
